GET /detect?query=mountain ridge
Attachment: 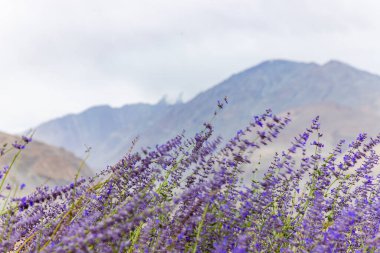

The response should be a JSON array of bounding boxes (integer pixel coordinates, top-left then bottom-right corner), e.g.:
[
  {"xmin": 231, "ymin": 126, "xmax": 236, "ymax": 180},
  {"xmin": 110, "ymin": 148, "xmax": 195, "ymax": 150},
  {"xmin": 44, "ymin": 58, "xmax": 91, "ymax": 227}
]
[{"xmin": 33, "ymin": 59, "xmax": 380, "ymax": 170}]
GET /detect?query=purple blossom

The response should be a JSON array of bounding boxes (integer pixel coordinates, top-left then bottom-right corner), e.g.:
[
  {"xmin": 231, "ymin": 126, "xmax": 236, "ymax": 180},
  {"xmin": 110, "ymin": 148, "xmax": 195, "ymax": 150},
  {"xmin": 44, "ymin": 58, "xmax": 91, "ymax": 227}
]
[
  {"xmin": 12, "ymin": 141, "xmax": 25, "ymax": 150},
  {"xmin": 22, "ymin": 135, "xmax": 32, "ymax": 143},
  {"xmin": 0, "ymin": 108, "xmax": 379, "ymax": 252}
]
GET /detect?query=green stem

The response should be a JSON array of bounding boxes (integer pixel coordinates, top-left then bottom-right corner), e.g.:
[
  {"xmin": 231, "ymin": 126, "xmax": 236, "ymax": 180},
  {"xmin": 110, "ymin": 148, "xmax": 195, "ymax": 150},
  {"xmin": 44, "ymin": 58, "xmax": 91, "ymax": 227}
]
[
  {"xmin": 0, "ymin": 150, "xmax": 22, "ymax": 191},
  {"xmin": 192, "ymin": 203, "xmax": 209, "ymax": 253}
]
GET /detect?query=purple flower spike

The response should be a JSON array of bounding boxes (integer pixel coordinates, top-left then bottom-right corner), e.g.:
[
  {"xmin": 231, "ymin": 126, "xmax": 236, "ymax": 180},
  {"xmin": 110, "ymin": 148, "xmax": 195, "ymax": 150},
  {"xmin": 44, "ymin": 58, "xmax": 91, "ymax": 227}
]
[
  {"xmin": 12, "ymin": 141, "xmax": 25, "ymax": 150},
  {"xmin": 22, "ymin": 135, "xmax": 33, "ymax": 143}
]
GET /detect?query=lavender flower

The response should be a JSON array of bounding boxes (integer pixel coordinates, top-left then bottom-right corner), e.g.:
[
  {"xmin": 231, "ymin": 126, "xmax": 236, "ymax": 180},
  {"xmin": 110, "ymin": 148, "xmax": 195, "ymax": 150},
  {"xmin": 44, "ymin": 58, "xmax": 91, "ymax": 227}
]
[{"xmin": 0, "ymin": 108, "xmax": 380, "ymax": 252}]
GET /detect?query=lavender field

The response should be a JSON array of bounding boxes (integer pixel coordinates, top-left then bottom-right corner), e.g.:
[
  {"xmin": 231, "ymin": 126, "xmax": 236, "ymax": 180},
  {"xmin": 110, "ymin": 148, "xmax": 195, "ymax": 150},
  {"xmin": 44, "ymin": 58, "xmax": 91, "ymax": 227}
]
[
  {"xmin": 1, "ymin": 99, "xmax": 380, "ymax": 253},
  {"xmin": 3, "ymin": 1, "xmax": 380, "ymax": 252}
]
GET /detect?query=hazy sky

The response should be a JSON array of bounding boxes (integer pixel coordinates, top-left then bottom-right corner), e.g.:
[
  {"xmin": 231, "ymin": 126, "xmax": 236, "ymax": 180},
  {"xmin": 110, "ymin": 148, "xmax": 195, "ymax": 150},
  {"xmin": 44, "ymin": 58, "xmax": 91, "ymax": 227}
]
[{"xmin": 1, "ymin": 0, "xmax": 380, "ymax": 132}]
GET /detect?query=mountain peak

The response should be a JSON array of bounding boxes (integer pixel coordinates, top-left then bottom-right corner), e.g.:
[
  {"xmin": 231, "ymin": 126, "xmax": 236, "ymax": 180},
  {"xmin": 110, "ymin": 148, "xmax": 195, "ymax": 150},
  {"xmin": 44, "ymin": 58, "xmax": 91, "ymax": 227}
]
[
  {"xmin": 226, "ymin": 59, "xmax": 316, "ymax": 84},
  {"xmin": 256, "ymin": 59, "xmax": 306, "ymax": 68},
  {"xmin": 323, "ymin": 60, "xmax": 354, "ymax": 69},
  {"xmin": 242, "ymin": 59, "xmax": 318, "ymax": 75},
  {"xmin": 157, "ymin": 95, "xmax": 169, "ymax": 105}
]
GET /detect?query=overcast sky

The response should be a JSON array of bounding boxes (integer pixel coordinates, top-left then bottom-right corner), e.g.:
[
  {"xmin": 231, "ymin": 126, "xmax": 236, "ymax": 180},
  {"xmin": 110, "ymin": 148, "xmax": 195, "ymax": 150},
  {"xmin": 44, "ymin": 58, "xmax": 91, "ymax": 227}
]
[{"xmin": 1, "ymin": 0, "xmax": 380, "ymax": 132}]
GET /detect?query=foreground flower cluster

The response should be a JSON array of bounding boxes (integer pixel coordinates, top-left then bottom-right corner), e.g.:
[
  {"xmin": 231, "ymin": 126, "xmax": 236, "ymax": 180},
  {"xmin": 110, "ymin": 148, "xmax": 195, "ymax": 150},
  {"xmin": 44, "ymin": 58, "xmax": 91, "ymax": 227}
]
[{"xmin": 2, "ymin": 103, "xmax": 380, "ymax": 252}]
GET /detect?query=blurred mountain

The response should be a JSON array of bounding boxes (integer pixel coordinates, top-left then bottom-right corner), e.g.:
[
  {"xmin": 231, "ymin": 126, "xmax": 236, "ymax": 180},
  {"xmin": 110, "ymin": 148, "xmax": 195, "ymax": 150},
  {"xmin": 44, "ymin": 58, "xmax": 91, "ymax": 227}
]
[
  {"xmin": 33, "ymin": 59, "xmax": 380, "ymax": 171},
  {"xmin": 34, "ymin": 102, "xmax": 175, "ymax": 169},
  {"xmin": 0, "ymin": 132, "xmax": 93, "ymax": 193}
]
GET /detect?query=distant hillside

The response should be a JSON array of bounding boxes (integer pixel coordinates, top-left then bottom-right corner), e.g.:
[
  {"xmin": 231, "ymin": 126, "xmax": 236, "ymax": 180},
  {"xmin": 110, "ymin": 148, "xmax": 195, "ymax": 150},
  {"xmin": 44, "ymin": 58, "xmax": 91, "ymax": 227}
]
[
  {"xmin": 33, "ymin": 59, "xmax": 380, "ymax": 171},
  {"xmin": 0, "ymin": 132, "xmax": 93, "ymax": 192}
]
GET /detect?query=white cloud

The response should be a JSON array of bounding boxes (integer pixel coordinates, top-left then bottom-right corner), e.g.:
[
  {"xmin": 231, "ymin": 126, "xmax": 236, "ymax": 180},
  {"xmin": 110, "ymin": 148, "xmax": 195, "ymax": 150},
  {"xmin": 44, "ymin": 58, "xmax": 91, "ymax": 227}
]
[{"xmin": 0, "ymin": 0, "xmax": 380, "ymax": 132}]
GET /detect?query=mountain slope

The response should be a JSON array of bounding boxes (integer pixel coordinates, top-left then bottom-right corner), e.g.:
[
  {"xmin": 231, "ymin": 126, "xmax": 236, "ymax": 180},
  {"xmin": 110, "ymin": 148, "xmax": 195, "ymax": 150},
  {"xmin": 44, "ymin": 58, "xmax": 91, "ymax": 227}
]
[
  {"xmin": 0, "ymin": 132, "xmax": 93, "ymax": 192},
  {"xmin": 35, "ymin": 101, "xmax": 175, "ymax": 168},
  {"xmin": 33, "ymin": 59, "xmax": 380, "ymax": 170}
]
